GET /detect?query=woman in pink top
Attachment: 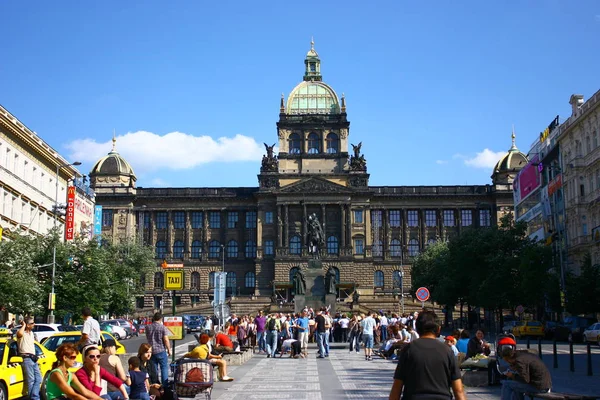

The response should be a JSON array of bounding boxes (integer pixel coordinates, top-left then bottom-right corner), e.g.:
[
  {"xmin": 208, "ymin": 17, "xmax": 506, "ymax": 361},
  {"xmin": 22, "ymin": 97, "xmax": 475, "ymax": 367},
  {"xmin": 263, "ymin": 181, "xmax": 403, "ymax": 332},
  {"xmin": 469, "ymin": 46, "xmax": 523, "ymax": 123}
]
[{"xmin": 75, "ymin": 345, "xmax": 129, "ymax": 400}]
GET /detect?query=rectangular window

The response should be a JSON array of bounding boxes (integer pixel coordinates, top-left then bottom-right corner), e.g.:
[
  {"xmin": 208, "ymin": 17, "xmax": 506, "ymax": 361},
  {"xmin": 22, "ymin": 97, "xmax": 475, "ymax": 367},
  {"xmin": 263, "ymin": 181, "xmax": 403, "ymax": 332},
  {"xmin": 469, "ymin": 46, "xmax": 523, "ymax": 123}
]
[
  {"xmin": 389, "ymin": 210, "xmax": 401, "ymax": 227},
  {"xmin": 407, "ymin": 210, "xmax": 419, "ymax": 227},
  {"xmin": 582, "ymin": 223, "xmax": 588, "ymax": 236},
  {"xmin": 246, "ymin": 211, "xmax": 257, "ymax": 228},
  {"xmin": 209, "ymin": 211, "xmax": 221, "ymax": 228},
  {"xmin": 425, "ymin": 210, "xmax": 436, "ymax": 227},
  {"xmin": 479, "ymin": 209, "xmax": 491, "ymax": 227},
  {"xmin": 443, "ymin": 210, "xmax": 455, "ymax": 227},
  {"xmin": 173, "ymin": 211, "xmax": 185, "ymax": 229},
  {"xmin": 354, "ymin": 238, "xmax": 364, "ymax": 255},
  {"xmin": 191, "ymin": 211, "xmax": 203, "ymax": 229},
  {"xmin": 264, "ymin": 240, "xmax": 274, "ymax": 256},
  {"xmin": 102, "ymin": 210, "xmax": 113, "ymax": 227},
  {"xmin": 265, "ymin": 211, "xmax": 274, "ymax": 224},
  {"xmin": 371, "ymin": 210, "xmax": 382, "ymax": 227},
  {"xmin": 227, "ymin": 212, "xmax": 238, "ymax": 228},
  {"xmin": 156, "ymin": 212, "xmax": 168, "ymax": 229},
  {"xmin": 353, "ymin": 210, "xmax": 363, "ymax": 224},
  {"xmin": 461, "ymin": 210, "xmax": 472, "ymax": 226}
]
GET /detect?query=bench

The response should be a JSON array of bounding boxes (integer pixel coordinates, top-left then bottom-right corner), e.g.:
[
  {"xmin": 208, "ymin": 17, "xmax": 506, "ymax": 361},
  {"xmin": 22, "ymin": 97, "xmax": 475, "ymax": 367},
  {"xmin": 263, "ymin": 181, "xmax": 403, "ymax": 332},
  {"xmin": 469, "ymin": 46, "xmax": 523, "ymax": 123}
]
[
  {"xmin": 220, "ymin": 349, "xmax": 253, "ymax": 365},
  {"xmin": 525, "ymin": 393, "xmax": 599, "ymax": 400}
]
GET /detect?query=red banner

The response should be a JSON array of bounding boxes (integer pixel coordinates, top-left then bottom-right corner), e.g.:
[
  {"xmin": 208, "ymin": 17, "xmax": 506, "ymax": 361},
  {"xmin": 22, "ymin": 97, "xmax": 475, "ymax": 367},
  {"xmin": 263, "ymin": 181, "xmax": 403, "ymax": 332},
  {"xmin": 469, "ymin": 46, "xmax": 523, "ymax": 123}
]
[
  {"xmin": 548, "ymin": 174, "xmax": 562, "ymax": 196},
  {"xmin": 65, "ymin": 186, "xmax": 76, "ymax": 240}
]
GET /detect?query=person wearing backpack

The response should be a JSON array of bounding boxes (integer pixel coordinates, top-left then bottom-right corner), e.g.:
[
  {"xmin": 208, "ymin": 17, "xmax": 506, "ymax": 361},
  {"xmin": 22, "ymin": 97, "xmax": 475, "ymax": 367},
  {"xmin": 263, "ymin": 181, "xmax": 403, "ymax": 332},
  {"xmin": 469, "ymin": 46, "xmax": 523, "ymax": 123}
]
[{"xmin": 265, "ymin": 313, "xmax": 281, "ymax": 358}]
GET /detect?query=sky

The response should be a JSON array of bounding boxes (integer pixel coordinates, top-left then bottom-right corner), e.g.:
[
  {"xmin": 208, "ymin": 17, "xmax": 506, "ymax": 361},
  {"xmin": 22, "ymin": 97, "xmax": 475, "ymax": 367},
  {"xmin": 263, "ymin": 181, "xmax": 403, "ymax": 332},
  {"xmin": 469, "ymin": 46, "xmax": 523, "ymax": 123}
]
[{"xmin": 2, "ymin": 1, "xmax": 600, "ymax": 188}]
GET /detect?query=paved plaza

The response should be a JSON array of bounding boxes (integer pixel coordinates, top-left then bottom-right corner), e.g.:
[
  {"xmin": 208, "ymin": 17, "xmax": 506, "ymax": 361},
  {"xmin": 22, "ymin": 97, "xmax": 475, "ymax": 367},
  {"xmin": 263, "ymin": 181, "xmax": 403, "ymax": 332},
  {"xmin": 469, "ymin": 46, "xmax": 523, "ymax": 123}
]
[{"xmin": 197, "ymin": 343, "xmax": 600, "ymax": 400}]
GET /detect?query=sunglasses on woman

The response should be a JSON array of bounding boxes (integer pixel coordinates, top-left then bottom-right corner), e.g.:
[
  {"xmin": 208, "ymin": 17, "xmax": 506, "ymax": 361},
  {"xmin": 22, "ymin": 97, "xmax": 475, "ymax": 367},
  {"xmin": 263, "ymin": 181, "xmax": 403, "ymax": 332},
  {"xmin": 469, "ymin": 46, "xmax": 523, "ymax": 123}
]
[
  {"xmin": 87, "ymin": 355, "xmax": 101, "ymax": 359},
  {"xmin": 67, "ymin": 356, "xmax": 77, "ymax": 360}
]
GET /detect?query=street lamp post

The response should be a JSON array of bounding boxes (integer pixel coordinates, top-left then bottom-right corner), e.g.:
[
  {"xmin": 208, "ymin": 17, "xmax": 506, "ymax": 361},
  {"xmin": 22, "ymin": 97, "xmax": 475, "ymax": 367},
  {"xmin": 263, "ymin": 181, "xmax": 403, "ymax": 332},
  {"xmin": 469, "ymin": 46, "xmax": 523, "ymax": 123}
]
[{"xmin": 48, "ymin": 161, "xmax": 81, "ymax": 324}]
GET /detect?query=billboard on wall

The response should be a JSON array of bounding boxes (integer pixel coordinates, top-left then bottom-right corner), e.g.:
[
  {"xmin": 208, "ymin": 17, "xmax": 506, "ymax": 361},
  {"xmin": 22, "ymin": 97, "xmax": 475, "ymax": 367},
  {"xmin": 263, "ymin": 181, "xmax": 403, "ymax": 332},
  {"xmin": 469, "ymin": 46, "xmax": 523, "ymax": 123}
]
[
  {"xmin": 65, "ymin": 187, "xmax": 95, "ymax": 241},
  {"xmin": 513, "ymin": 154, "xmax": 541, "ymax": 206}
]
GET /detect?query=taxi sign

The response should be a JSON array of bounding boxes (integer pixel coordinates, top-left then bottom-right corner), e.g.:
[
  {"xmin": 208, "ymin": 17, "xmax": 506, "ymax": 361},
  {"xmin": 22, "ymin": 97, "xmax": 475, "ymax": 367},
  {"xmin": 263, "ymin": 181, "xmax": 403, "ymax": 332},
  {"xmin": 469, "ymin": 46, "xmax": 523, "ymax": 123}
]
[
  {"xmin": 164, "ymin": 270, "xmax": 184, "ymax": 290},
  {"xmin": 0, "ymin": 328, "xmax": 12, "ymax": 337}
]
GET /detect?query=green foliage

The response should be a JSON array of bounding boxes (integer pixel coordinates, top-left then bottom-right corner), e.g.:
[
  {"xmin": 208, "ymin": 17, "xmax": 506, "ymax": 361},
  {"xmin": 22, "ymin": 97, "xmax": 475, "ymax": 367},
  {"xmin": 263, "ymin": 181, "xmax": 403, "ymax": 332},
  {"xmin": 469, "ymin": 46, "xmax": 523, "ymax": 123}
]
[
  {"xmin": 0, "ymin": 231, "xmax": 154, "ymax": 319},
  {"xmin": 410, "ymin": 213, "xmax": 555, "ymax": 314}
]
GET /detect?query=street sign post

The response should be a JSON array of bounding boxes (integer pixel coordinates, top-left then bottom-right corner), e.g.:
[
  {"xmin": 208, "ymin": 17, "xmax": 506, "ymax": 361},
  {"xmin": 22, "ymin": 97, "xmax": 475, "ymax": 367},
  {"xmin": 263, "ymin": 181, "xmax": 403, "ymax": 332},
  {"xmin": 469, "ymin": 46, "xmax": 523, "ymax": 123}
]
[{"xmin": 416, "ymin": 287, "xmax": 430, "ymax": 308}]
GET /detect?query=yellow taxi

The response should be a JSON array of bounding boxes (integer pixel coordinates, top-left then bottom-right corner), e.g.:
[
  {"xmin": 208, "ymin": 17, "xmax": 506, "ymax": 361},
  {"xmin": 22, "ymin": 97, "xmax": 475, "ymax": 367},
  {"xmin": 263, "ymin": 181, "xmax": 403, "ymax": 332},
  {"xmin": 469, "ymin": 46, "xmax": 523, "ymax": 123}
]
[
  {"xmin": 0, "ymin": 337, "xmax": 55, "ymax": 400},
  {"xmin": 513, "ymin": 320, "xmax": 545, "ymax": 338},
  {"xmin": 41, "ymin": 331, "xmax": 126, "ymax": 364}
]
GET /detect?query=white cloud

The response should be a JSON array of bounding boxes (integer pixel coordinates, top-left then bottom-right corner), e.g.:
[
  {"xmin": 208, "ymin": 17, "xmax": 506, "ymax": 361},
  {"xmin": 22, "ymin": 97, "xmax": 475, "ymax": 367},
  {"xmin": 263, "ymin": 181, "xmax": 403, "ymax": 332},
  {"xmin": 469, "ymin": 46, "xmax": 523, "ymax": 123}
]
[
  {"xmin": 464, "ymin": 149, "xmax": 507, "ymax": 169},
  {"xmin": 65, "ymin": 130, "xmax": 265, "ymax": 174},
  {"xmin": 452, "ymin": 153, "xmax": 466, "ymax": 160},
  {"xmin": 435, "ymin": 160, "xmax": 448, "ymax": 165},
  {"xmin": 150, "ymin": 178, "xmax": 169, "ymax": 186}
]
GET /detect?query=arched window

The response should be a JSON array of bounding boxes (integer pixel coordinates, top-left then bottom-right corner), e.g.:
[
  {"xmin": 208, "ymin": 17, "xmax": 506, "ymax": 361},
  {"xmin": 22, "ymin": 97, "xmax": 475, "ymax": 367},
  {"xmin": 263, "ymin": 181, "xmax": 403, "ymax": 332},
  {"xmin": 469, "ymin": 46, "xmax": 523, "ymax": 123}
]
[
  {"xmin": 140, "ymin": 274, "xmax": 146, "ymax": 289},
  {"xmin": 373, "ymin": 240, "xmax": 383, "ymax": 257},
  {"xmin": 289, "ymin": 133, "xmax": 301, "ymax": 154},
  {"xmin": 173, "ymin": 240, "xmax": 184, "ymax": 259},
  {"xmin": 390, "ymin": 239, "xmax": 402, "ymax": 257},
  {"xmin": 154, "ymin": 272, "xmax": 164, "ymax": 289},
  {"xmin": 326, "ymin": 132, "xmax": 339, "ymax": 154},
  {"xmin": 408, "ymin": 238, "xmax": 420, "ymax": 256},
  {"xmin": 427, "ymin": 238, "xmax": 436, "ymax": 246},
  {"xmin": 155, "ymin": 241, "xmax": 166, "ymax": 259},
  {"xmin": 191, "ymin": 240, "xmax": 202, "ymax": 259},
  {"xmin": 226, "ymin": 272, "xmax": 236, "ymax": 295},
  {"xmin": 289, "ymin": 235, "xmax": 301, "ymax": 254},
  {"xmin": 307, "ymin": 132, "xmax": 320, "ymax": 154},
  {"xmin": 245, "ymin": 272, "xmax": 255, "ymax": 288},
  {"xmin": 208, "ymin": 271, "xmax": 215, "ymax": 288},
  {"xmin": 331, "ymin": 266, "xmax": 340, "ymax": 283},
  {"xmin": 393, "ymin": 270, "xmax": 403, "ymax": 289},
  {"xmin": 289, "ymin": 267, "xmax": 299, "ymax": 282},
  {"xmin": 374, "ymin": 270, "xmax": 384, "ymax": 288},
  {"xmin": 209, "ymin": 240, "xmax": 221, "ymax": 259},
  {"xmin": 190, "ymin": 271, "xmax": 200, "ymax": 289},
  {"xmin": 245, "ymin": 240, "xmax": 257, "ymax": 258},
  {"xmin": 226, "ymin": 240, "xmax": 238, "ymax": 258},
  {"xmin": 326, "ymin": 235, "xmax": 339, "ymax": 255}
]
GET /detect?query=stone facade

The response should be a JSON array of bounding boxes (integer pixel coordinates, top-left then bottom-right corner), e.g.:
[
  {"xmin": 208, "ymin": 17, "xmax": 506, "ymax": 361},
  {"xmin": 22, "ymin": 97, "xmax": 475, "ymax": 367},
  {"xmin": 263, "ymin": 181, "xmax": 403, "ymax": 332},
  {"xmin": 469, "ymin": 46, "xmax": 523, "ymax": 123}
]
[{"xmin": 89, "ymin": 44, "xmax": 520, "ymax": 312}]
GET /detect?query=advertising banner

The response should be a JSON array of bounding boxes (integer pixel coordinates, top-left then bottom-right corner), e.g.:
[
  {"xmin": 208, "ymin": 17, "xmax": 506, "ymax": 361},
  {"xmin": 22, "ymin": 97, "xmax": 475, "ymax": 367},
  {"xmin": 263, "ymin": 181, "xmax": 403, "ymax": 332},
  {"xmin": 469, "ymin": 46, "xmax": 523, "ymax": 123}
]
[
  {"xmin": 514, "ymin": 155, "xmax": 541, "ymax": 205},
  {"xmin": 540, "ymin": 186, "xmax": 552, "ymax": 219},
  {"xmin": 65, "ymin": 186, "xmax": 76, "ymax": 240},
  {"xmin": 548, "ymin": 174, "xmax": 563, "ymax": 196},
  {"xmin": 164, "ymin": 316, "xmax": 184, "ymax": 340},
  {"xmin": 73, "ymin": 189, "xmax": 95, "ymax": 240},
  {"xmin": 94, "ymin": 206, "xmax": 102, "ymax": 236}
]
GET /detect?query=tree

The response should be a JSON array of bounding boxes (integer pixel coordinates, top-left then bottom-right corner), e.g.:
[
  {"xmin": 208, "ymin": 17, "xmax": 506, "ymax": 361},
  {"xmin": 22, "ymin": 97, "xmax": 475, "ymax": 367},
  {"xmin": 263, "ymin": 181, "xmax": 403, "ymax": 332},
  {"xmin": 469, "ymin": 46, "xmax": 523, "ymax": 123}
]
[{"xmin": 566, "ymin": 254, "xmax": 600, "ymax": 315}]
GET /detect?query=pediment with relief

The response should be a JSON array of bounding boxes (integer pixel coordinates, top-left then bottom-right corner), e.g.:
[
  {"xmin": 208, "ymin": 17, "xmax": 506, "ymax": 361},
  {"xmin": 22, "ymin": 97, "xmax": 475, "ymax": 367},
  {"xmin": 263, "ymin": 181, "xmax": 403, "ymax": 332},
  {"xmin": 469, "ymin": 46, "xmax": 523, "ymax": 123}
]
[{"xmin": 279, "ymin": 177, "xmax": 354, "ymax": 194}]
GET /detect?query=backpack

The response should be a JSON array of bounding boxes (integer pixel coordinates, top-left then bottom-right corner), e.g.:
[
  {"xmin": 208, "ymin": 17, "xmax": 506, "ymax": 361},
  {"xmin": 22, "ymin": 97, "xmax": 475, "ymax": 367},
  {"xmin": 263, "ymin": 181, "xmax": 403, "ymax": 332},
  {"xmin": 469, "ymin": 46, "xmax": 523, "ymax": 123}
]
[{"xmin": 267, "ymin": 318, "xmax": 277, "ymax": 331}]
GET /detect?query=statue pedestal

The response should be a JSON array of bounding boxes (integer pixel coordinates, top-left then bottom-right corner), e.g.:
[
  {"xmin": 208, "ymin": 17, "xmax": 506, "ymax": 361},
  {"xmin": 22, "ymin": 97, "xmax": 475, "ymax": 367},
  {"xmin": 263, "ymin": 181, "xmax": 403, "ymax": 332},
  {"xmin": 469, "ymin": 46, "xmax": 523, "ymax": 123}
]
[
  {"xmin": 294, "ymin": 259, "xmax": 331, "ymax": 313},
  {"xmin": 325, "ymin": 294, "xmax": 336, "ymax": 315}
]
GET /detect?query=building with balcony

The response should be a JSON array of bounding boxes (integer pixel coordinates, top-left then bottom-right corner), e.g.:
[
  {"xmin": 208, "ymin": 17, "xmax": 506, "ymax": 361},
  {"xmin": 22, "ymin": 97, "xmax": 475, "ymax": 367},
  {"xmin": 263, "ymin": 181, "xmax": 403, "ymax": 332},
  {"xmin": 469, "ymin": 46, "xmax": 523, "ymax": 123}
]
[
  {"xmin": 90, "ymin": 43, "xmax": 522, "ymax": 312},
  {"xmin": 0, "ymin": 105, "xmax": 82, "ymax": 239}
]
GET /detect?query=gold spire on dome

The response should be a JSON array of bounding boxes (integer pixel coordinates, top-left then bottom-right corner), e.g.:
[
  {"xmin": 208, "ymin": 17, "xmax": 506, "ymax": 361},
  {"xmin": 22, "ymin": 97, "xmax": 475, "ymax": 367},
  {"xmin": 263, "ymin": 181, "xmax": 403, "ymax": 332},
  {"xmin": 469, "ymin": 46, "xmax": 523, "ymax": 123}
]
[
  {"xmin": 280, "ymin": 93, "xmax": 285, "ymax": 113},
  {"xmin": 111, "ymin": 129, "xmax": 117, "ymax": 153},
  {"xmin": 510, "ymin": 125, "xmax": 517, "ymax": 151}
]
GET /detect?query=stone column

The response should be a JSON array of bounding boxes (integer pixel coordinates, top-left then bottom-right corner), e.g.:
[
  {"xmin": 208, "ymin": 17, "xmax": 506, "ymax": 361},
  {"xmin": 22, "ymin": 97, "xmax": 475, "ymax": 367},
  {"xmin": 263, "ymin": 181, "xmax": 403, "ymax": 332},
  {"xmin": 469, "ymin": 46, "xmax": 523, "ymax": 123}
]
[
  {"xmin": 321, "ymin": 204, "xmax": 326, "ymax": 234},
  {"xmin": 340, "ymin": 204, "xmax": 346, "ymax": 248},
  {"xmin": 167, "ymin": 211, "xmax": 173, "ymax": 258},
  {"xmin": 385, "ymin": 209, "xmax": 391, "ymax": 259},
  {"xmin": 302, "ymin": 202, "xmax": 307, "ymax": 249},
  {"xmin": 474, "ymin": 208, "xmax": 480, "ymax": 228},
  {"xmin": 203, "ymin": 209, "xmax": 209, "ymax": 256},
  {"xmin": 346, "ymin": 204, "xmax": 352, "ymax": 248},
  {"xmin": 365, "ymin": 208, "xmax": 372, "ymax": 247},
  {"xmin": 456, "ymin": 208, "xmax": 461, "ymax": 235},
  {"xmin": 284, "ymin": 204, "xmax": 289, "ymax": 248},
  {"xmin": 185, "ymin": 211, "xmax": 190, "ymax": 260}
]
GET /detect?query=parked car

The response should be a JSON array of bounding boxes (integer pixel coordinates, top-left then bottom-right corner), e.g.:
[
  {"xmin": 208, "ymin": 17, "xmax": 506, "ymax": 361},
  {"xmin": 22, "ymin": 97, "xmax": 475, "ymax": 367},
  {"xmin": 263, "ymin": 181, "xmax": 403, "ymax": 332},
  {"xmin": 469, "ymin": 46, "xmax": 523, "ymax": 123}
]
[
  {"xmin": 10, "ymin": 324, "xmax": 79, "ymax": 343},
  {"xmin": 513, "ymin": 321, "xmax": 544, "ymax": 338},
  {"xmin": 554, "ymin": 316, "xmax": 598, "ymax": 342},
  {"xmin": 185, "ymin": 316, "xmax": 205, "ymax": 334},
  {"xmin": 42, "ymin": 331, "xmax": 125, "ymax": 363},
  {"xmin": 103, "ymin": 319, "xmax": 134, "ymax": 339},
  {"xmin": 100, "ymin": 322, "xmax": 128, "ymax": 340},
  {"xmin": 502, "ymin": 321, "xmax": 522, "ymax": 334},
  {"xmin": 544, "ymin": 321, "xmax": 559, "ymax": 340},
  {"xmin": 0, "ymin": 337, "xmax": 55, "ymax": 400},
  {"xmin": 582, "ymin": 323, "xmax": 600, "ymax": 344}
]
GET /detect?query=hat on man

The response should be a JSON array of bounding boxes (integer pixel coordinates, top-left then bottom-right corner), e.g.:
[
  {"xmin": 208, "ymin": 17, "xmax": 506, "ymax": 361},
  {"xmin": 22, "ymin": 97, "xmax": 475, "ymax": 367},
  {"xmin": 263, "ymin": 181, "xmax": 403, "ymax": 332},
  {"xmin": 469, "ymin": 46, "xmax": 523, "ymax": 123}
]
[
  {"xmin": 103, "ymin": 339, "xmax": 117, "ymax": 348},
  {"xmin": 445, "ymin": 336, "xmax": 455, "ymax": 342}
]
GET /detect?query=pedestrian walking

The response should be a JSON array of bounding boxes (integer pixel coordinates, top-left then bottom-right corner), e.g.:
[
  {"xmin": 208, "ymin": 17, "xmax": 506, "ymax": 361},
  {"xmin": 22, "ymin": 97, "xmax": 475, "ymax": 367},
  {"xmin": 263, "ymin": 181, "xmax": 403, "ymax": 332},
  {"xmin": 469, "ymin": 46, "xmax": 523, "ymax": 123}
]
[
  {"xmin": 360, "ymin": 313, "xmax": 376, "ymax": 361},
  {"xmin": 77, "ymin": 307, "xmax": 101, "ymax": 350},
  {"xmin": 389, "ymin": 310, "xmax": 466, "ymax": 400},
  {"xmin": 17, "ymin": 317, "xmax": 42, "ymax": 400},
  {"xmin": 145, "ymin": 312, "xmax": 172, "ymax": 386}
]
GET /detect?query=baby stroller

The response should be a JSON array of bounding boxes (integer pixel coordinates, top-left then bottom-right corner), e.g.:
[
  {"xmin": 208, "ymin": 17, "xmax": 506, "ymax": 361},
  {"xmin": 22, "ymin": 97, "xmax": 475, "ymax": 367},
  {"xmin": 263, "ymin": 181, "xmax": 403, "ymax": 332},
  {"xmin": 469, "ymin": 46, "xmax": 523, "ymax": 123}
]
[{"xmin": 170, "ymin": 358, "xmax": 214, "ymax": 400}]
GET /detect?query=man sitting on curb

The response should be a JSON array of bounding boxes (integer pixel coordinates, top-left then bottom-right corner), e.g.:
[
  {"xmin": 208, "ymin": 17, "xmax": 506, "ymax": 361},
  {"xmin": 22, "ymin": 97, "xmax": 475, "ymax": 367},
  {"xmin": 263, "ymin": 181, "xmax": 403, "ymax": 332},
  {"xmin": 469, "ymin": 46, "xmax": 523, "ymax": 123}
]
[
  {"xmin": 500, "ymin": 347, "xmax": 552, "ymax": 400},
  {"xmin": 184, "ymin": 333, "xmax": 234, "ymax": 382}
]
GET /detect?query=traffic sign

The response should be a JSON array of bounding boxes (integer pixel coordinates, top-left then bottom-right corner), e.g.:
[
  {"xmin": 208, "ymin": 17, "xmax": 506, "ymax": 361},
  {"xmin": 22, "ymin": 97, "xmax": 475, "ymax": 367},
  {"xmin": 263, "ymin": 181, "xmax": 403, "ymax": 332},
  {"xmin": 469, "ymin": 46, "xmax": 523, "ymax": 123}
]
[
  {"xmin": 214, "ymin": 303, "xmax": 231, "ymax": 320},
  {"xmin": 416, "ymin": 287, "xmax": 430, "ymax": 302},
  {"xmin": 516, "ymin": 304, "xmax": 524, "ymax": 314},
  {"xmin": 164, "ymin": 270, "xmax": 184, "ymax": 290},
  {"xmin": 164, "ymin": 316, "xmax": 184, "ymax": 340}
]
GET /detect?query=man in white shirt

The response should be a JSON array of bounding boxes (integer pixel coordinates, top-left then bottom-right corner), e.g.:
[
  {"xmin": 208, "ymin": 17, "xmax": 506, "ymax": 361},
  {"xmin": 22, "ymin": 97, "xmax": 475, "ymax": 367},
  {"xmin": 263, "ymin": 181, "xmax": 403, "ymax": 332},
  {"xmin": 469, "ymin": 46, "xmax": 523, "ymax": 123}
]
[
  {"xmin": 338, "ymin": 315, "xmax": 350, "ymax": 343},
  {"xmin": 380, "ymin": 313, "xmax": 389, "ymax": 342},
  {"xmin": 78, "ymin": 307, "xmax": 101, "ymax": 349},
  {"xmin": 17, "ymin": 318, "xmax": 42, "ymax": 400}
]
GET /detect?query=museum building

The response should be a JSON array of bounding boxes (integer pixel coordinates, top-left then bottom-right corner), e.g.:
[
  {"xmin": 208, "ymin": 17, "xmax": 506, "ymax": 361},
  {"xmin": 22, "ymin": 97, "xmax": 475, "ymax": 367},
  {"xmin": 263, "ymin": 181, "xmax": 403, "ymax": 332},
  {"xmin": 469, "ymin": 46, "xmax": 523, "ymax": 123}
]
[{"xmin": 89, "ymin": 43, "xmax": 525, "ymax": 312}]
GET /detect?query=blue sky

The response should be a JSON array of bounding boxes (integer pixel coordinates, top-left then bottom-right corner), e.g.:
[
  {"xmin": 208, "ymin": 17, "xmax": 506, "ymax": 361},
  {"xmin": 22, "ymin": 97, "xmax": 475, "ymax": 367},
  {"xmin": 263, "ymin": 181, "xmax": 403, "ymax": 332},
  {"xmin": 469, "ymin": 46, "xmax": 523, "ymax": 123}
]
[{"xmin": 2, "ymin": 1, "xmax": 600, "ymax": 188}]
